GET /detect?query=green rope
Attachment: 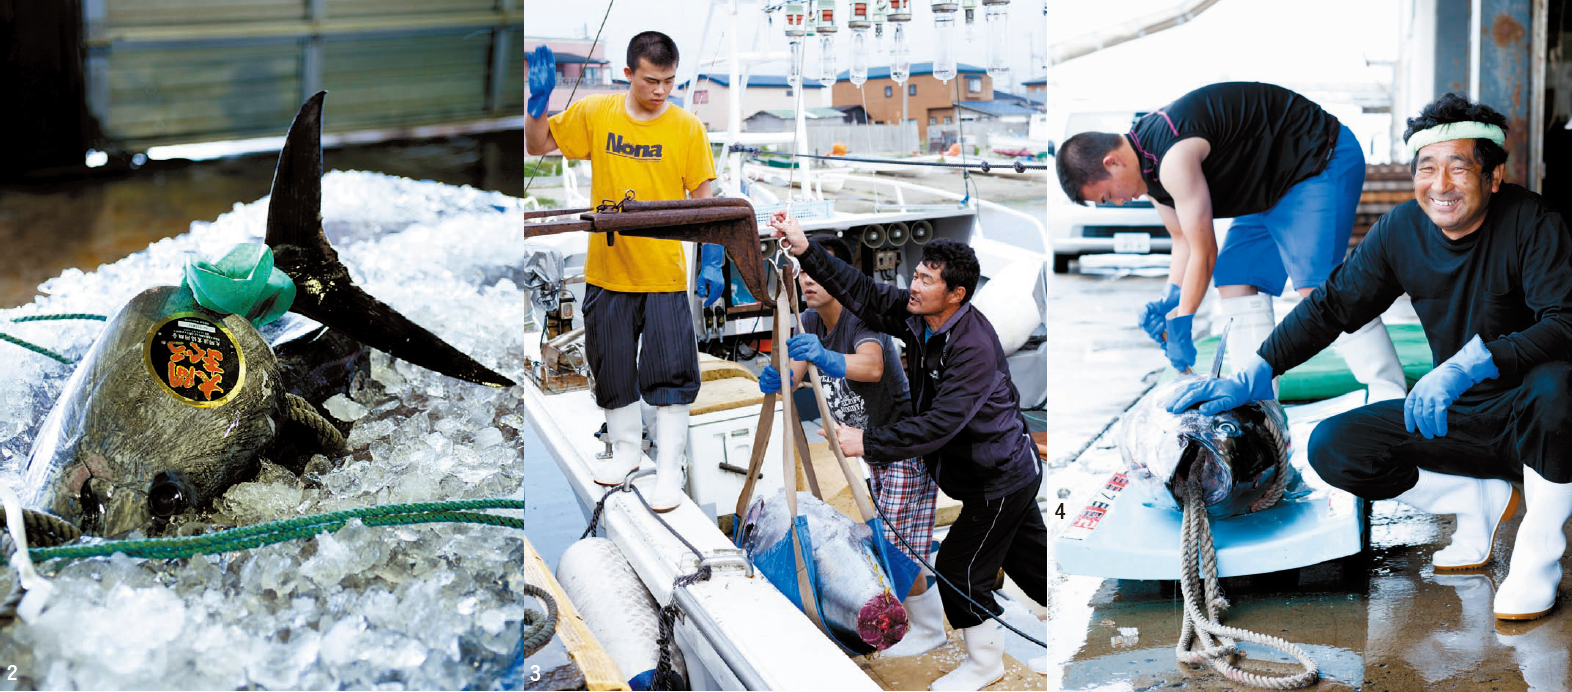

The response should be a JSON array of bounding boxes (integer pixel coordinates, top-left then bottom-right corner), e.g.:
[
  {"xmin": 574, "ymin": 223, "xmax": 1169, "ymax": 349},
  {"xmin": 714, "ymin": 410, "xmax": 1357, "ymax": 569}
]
[
  {"xmin": 10, "ymin": 314, "xmax": 108, "ymax": 322},
  {"xmin": 3, "ymin": 499, "xmax": 528, "ymax": 566},
  {"xmin": 0, "ymin": 332, "xmax": 72, "ymax": 365}
]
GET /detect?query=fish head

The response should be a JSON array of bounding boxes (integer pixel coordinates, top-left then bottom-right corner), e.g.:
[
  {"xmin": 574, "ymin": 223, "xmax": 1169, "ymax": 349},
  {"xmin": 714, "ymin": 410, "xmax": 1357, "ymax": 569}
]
[
  {"xmin": 25, "ymin": 287, "xmax": 282, "ymax": 537},
  {"xmin": 1121, "ymin": 376, "xmax": 1290, "ymax": 517}
]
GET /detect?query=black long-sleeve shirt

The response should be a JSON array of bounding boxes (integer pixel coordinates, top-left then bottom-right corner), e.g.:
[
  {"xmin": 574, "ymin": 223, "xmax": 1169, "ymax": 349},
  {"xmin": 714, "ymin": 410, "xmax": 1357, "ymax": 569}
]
[
  {"xmin": 795, "ymin": 242, "xmax": 1040, "ymax": 502},
  {"xmin": 1262, "ymin": 184, "xmax": 1572, "ymax": 403}
]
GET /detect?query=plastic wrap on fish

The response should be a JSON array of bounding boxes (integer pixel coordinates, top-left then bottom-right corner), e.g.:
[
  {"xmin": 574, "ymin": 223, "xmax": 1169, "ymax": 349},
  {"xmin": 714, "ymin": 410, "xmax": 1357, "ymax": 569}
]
[
  {"xmin": 1119, "ymin": 376, "xmax": 1296, "ymax": 518},
  {"xmin": 739, "ymin": 490, "xmax": 909, "ymax": 653}
]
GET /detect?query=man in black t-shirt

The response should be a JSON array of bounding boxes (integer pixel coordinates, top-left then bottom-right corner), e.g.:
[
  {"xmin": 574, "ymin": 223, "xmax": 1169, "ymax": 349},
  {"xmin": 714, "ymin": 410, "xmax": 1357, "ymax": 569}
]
[
  {"xmin": 1168, "ymin": 93, "xmax": 1572, "ymax": 622},
  {"xmin": 1056, "ymin": 82, "xmax": 1407, "ymax": 405}
]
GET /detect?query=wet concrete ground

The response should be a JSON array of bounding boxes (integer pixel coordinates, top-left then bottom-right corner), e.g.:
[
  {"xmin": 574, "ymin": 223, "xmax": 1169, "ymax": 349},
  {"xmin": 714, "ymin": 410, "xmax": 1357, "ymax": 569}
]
[
  {"xmin": 0, "ymin": 130, "xmax": 522, "ymax": 309},
  {"xmin": 1043, "ymin": 256, "xmax": 1572, "ymax": 692}
]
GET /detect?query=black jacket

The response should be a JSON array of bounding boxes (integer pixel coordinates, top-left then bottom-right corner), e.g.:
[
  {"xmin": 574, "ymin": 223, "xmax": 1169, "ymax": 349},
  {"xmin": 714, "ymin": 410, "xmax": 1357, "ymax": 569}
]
[{"xmin": 797, "ymin": 242, "xmax": 1041, "ymax": 502}]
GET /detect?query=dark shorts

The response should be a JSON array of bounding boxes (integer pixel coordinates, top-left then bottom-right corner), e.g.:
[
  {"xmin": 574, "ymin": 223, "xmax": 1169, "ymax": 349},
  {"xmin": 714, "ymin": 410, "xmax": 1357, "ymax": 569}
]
[{"xmin": 582, "ymin": 285, "xmax": 700, "ymax": 409}]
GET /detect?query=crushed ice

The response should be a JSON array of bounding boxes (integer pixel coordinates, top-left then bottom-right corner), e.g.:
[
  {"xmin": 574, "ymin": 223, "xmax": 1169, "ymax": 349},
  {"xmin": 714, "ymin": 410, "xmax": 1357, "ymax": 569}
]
[{"xmin": 0, "ymin": 172, "xmax": 537, "ymax": 690}]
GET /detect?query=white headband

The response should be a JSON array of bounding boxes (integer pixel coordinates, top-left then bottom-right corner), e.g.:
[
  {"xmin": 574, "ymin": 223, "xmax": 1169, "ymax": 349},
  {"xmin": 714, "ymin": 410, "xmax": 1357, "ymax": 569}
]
[{"xmin": 1406, "ymin": 121, "xmax": 1506, "ymax": 156}]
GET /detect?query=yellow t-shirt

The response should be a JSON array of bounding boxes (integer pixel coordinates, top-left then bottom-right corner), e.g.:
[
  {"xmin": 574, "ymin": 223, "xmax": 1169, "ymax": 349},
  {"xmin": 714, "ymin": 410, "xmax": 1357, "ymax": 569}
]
[{"xmin": 549, "ymin": 93, "xmax": 717, "ymax": 292}]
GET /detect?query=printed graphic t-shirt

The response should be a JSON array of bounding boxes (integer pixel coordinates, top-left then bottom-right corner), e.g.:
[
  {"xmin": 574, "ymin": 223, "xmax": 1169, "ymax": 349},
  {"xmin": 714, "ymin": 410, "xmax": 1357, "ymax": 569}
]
[
  {"xmin": 549, "ymin": 94, "xmax": 717, "ymax": 292},
  {"xmin": 802, "ymin": 308, "xmax": 913, "ymax": 432}
]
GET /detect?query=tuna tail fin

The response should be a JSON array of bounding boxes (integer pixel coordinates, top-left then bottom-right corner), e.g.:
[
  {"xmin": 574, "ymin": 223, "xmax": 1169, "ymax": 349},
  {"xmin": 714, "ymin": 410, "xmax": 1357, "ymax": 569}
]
[
  {"xmin": 1209, "ymin": 318, "xmax": 1232, "ymax": 379},
  {"xmin": 265, "ymin": 91, "xmax": 515, "ymax": 388}
]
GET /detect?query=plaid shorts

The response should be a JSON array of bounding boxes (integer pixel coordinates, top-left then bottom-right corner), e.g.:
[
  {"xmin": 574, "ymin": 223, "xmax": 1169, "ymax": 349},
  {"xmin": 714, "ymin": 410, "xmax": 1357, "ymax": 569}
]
[{"xmin": 869, "ymin": 458, "xmax": 939, "ymax": 564}]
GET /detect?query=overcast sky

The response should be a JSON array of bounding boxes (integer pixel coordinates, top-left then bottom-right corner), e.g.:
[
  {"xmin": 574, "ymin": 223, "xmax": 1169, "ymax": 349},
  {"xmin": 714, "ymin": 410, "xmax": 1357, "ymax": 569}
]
[{"xmin": 522, "ymin": 0, "xmax": 1050, "ymax": 91}]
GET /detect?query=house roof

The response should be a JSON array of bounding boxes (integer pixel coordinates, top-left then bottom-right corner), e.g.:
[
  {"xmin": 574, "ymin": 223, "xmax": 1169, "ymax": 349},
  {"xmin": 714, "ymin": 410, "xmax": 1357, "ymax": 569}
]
[
  {"xmin": 993, "ymin": 90, "xmax": 1047, "ymax": 106},
  {"xmin": 749, "ymin": 107, "xmax": 846, "ymax": 120},
  {"xmin": 692, "ymin": 73, "xmax": 827, "ymax": 89},
  {"xmin": 834, "ymin": 62, "xmax": 987, "ymax": 82},
  {"xmin": 1021, "ymin": 76, "xmax": 1049, "ymax": 86},
  {"xmin": 954, "ymin": 100, "xmax": 1040, "ymax": 117}
]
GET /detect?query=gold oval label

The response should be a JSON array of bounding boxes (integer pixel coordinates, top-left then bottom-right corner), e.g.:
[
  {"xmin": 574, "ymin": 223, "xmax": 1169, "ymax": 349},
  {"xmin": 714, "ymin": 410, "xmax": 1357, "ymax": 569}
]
[{"xmin": 144, "ymin": 313, "xmax": 247, "ymax": 407}]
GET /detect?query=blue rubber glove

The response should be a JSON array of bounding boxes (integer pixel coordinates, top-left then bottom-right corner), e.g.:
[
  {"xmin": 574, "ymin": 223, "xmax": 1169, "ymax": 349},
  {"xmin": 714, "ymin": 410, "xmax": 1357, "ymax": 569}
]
[
  {"xmin": 698, "ymin": 244, "xmax": 726, "ymax": 307},
  {"xmin": 527, "ymin": 45, "xmax": 557, "ymax": 118},
  {"xmin": 759, "ymin": 364, "xmax": 797, "ymax": 395},
  {"xmin": 1166, "ymin": 349, "xmax": 1277, "ymax": 415},
  {"xmin": 1164, "ymin": 313, "xmax": 1197, "ymax": 372},
  {"xmin": 1140, "ymin": 283, "xmax": 1182, "ymax": 347},
  {"xmin": 1405, "ymin": 334, "xmax": 1498, "ymax": 439},
  {"xmin": 787, "ymin": 333, "xmax": 847, "ymax": 379}
]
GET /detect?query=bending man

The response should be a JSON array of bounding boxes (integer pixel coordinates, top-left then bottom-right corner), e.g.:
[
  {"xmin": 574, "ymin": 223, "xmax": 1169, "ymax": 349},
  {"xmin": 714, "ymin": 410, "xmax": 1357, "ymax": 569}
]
[
  {"xmin": 770, "ymin": 213, "xmax": 1045, "ymax": 690},
  {"xmin": 758, "ymin": 235, "xmax": 946, "ymax": 658},
  {"xmin": 1168, "ymin": 93, "xmax": 1572, "ymax": 621},
  {"xmin": 1056, "ymin": 82, "xmax": 1405, "ymax": 402}
]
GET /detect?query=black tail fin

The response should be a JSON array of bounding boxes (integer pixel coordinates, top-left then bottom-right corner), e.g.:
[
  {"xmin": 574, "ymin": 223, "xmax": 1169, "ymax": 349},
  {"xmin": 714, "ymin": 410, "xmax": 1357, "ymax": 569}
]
[{"xmin": 265, "ymin": 91, "xmax": 515, "ymax": 388}]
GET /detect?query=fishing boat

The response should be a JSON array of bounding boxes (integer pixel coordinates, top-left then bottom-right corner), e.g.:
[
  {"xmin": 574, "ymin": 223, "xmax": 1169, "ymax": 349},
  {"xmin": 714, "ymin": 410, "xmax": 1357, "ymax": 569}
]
[{"xmin": 522, "ymin": 1, "xmax": 1048, "ymax": 688}]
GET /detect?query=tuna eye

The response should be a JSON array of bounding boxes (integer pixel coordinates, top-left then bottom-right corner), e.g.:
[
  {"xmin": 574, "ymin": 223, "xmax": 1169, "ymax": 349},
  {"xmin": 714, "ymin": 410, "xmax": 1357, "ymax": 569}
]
[
  {"xmin": 148, "ymin": 472, "xmax": 188, "ymax": 517},
  {"xmin": 1213, "ymin": 420, "xmax": 1240, "ymax": 436}
]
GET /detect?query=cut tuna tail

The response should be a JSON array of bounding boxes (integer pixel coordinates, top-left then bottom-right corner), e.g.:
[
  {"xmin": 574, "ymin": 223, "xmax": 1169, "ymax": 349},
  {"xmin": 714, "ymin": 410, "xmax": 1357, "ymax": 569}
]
[
  {"xmin": 264, "ymin": 91, "xmax": 515, "ymax": 388},
  {"xmin": 857, "ymin": 591, "xmax": 910, "ymax": 650}
]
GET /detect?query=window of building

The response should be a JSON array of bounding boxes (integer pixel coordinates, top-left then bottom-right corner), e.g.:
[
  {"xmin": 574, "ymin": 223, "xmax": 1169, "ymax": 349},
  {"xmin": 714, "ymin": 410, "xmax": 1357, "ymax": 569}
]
[
  {"xmin": 944, "ymin": 116, "xmax": 953, "ymax": 124},
  {"xmin": 967, "ymin": 77, "xmax": 982, "ymax": 94},
  {"xmin": 908, "ymin": 84, "xmax": 917, "ymax": 97},
  {"xmin": 884, "ymin": 86, "xmax": 893, "ymax": 98},
  {"xmin": 929, "ymin": 117, "xmax": 937, "ymax": 125}
]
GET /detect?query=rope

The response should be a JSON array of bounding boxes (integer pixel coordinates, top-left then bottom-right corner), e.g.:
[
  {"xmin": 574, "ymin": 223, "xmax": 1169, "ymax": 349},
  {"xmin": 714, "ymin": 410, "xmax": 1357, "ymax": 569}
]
[
  {"xmin": 19, "ymin": 508, "xmax": 82, "ymax": 547},
  {"xmin": 283, "ymin": 393, "xmax": 348, "ymax": 454},
  {"xmin": 10, "ymin": 314, "xmax": 108, "ymax": 322},
  {"xmin": 653, "ymin": 567, "xmax": 710, "ymax": 691},
  {"xmin": 2, "ymin": 499, "xmax": 528, "ymax": 566},
  {"xmin": 1175, "ymin": 480, "xmax": 1318, "ymax": 689},
  {"xmin": 0, "ymin": 332, "xmax": 72, "ymax": 364},
  {"xmin": 517, "ymin": 583, "xmax": 560, "ymax": 659}
]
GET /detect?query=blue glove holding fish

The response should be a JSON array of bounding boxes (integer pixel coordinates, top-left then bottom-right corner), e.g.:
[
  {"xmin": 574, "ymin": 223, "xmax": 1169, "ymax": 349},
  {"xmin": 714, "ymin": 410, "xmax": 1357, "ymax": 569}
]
[
  {"xmin": 1164, "ymin": 313, "xmax": 1197, "ymax": 372},
  {"xmin": 758, "ymin": 364, "xmax": 796, "ymax": 395},
  {"xmin": 1405, "ymin": 334, "xmax": 1497, "ymax": 439},
  {"xmin": 698, "ymin": 244, "xmax": 726, "ymax": 306},
  {"xmin": 1166, "ymin": 349, "xmax": 1276, "ymax": 415},
  {"xmin": 787, "ymin": 333, "xmax": 847, "ymax": 379},
  {"xmin": 527, "ymin": 45, "xmax": 556, "ymax": 118},
  {"xmin": 1140, "ymin": 283, "xmax": 1181, "ymax": 346}
]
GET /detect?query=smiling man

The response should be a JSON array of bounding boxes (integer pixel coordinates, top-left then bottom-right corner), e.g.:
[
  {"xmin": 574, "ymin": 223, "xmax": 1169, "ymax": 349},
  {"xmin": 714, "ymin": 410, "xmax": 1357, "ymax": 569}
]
[
  {"xmin": 1055, "ymin": 82, "xmax": 1407, "ymax": 404},
  {"xmin": 1166, "ymin": 93, "xmax": 1572, "ymax": 622},
  {"xmin": 768, "ymin": 212, "xmax": 1045, "ymax": 691},
  {"xmin": 525, "ymin": 32, "xmax": 720, "ymax": 511}
]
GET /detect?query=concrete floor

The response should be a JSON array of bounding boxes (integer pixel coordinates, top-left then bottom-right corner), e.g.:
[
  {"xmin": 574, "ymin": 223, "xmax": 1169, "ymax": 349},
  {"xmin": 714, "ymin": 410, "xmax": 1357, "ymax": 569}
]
[{"xmin": 1043, "ymin": 255, "xmax": 1570, "ymax": 692}]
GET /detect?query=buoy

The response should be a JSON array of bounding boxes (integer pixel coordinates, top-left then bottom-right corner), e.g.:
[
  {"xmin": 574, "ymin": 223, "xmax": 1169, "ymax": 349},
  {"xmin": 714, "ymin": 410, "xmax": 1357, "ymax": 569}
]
[
  {"xmin": 972, "ymin": 257, "xmax": 1046, "ymax": 355},
  {"xmin": 555, "ymin": 538, "xmax": 686, "ymax": 690}
]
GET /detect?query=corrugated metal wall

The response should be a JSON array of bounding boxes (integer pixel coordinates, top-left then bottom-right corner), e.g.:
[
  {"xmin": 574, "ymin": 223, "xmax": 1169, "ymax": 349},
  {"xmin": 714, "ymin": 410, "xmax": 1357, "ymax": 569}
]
[{"xmin": 83, "ymin": 0, "xmax": 522, "ymax": 149}]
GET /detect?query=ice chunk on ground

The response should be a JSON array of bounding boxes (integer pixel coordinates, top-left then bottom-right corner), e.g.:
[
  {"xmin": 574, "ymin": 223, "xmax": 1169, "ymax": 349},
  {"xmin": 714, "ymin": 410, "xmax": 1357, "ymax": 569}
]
[{"xmin": 323, "ymin": 394, "xmax": 368, "ymax": 421}]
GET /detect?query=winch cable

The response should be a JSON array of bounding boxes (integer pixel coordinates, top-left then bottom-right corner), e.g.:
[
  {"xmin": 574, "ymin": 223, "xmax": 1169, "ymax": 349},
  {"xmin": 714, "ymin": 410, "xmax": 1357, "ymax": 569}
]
[
  {"xmin": 1176, "ymin": 479, "xmax": 1318, "ymax": 689},
  {"xmin": 0, "ymin": 313, "xmax": 109, "ymax": 365},
  {"xmin": 521, "ymin": 0, "xmax": 615, "ymax": 199}
]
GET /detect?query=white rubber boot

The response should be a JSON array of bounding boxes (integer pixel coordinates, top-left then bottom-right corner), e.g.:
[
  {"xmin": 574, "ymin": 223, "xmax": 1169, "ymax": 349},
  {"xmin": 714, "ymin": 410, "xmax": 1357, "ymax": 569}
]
[
  {"xmin": 1394, "ymin": 468, "xmax": 1520, "ymax": 570},
  {"xmin": 882, "ymin": 588, "xmax": 947, "ymax": 657},
  {"xmin": 1333, "ymin": 317, "xmax": 1408, "ymax": 404},
  {"xmin": 647, "ymin": 404, "xmax": 690, "ymax": 512},
  {"xmin": 1496, "ymin": 466, "xmax": 1572, "ymax": 620},
  {"xmin": 929, "ymin": 622, "xmax": 1005, "ymax": 691},
  {"xmin": 1219, "ymin": 294, "xmax": 1275, "ymax": 374},
  {"xmin": 1025, "ymin": 655, "xmax": 1048, "ymax": 675},
  {"xmin": 593, "ymin": 403, "xmax": 643, "ymax": 486}
]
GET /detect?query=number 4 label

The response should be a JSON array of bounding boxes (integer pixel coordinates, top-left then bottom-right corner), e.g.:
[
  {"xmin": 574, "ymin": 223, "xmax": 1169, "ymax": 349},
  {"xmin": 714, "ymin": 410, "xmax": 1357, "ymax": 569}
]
[{"xmin": 1054, "ymin": 503, "xmax": 1065, "ymax": 519}]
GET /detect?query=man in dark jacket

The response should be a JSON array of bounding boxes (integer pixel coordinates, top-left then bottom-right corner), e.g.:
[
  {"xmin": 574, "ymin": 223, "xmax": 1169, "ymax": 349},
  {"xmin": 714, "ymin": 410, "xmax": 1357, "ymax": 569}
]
[
  {"xmin": 769, "ymin": 211, "xmax": 1044, "ymax": 691},
  {"xmin": 1168, "ymin": 93, "xmax": 1572, "ymax": 622}
]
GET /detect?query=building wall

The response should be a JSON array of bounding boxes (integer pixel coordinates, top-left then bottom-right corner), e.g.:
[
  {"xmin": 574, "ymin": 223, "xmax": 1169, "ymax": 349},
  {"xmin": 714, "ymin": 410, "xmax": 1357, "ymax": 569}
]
[
  {"xmin": 686, "ymin": 81, "xmax": 832, "ymax": 131},
  {"xmin": 831, "ymin": 72, "xmax": 992, "ymax": 144}
]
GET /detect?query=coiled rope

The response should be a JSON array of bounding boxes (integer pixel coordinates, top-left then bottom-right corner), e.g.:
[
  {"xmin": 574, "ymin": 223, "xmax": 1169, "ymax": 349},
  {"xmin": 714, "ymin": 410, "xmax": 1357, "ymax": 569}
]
[
  {"xmin": 518, "ymin": 583, "xmax": 560, "ymax": 659},
  {"xmin": 283, "ymin": 393, "xmax": 348, "ymax": 454},
  {"xmin": 1176, "ymin": 480, "xmax": 1318, "ymax": 689}
]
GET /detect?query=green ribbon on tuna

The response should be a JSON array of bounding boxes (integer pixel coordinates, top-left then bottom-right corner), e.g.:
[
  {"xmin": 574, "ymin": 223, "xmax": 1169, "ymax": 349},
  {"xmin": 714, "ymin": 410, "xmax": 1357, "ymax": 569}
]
[{"xmin": 182, "ymin": 243, "xmax": 296, "ymax": 326}]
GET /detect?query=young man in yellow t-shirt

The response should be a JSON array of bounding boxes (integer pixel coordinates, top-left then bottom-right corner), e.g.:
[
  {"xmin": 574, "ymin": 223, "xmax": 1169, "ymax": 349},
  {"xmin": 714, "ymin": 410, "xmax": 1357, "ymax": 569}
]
[{"xmin": 526, "ymin": 32, "xmax": 719, "ymax": 512}]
